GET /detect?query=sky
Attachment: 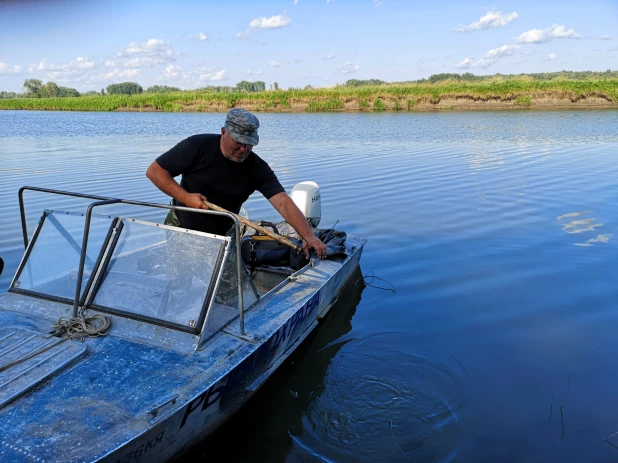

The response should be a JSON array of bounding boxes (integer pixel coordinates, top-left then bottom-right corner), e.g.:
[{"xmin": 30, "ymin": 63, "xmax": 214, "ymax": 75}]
[{"xmin": 0, "ymin": 0, "xmax": 616, "ymax": 93}]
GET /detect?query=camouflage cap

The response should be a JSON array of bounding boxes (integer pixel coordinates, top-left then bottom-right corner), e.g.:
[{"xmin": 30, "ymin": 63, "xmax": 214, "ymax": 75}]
[{"xmin": 224, "ymin": 108, "xmax": 260, "ymax": 146}]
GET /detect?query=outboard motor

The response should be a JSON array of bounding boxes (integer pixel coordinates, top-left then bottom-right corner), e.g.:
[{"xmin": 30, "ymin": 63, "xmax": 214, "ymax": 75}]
[
  {"xmin": 290, "ymin": 181, "xmax": 321, "ymax": 228},
  {"xmin": 0, "ymin": 257, "xmax": 3, "ymax": 277}
]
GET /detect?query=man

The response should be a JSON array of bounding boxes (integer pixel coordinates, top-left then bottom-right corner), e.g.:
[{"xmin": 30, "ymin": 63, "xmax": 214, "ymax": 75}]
[{"xmin": 146, "ymin": 108, "xmax": 327, "ymax": 259}]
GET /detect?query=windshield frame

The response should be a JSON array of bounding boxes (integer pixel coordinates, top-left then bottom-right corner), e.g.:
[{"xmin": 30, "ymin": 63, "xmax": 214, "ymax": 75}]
[
  {"xmin": 14, "ymin": 186, "xmax": 248, "ymax": 335},
  {"xmin": 9, "ymin": 210, "xmax": 118, "ymax": 305},
  {"xmin": 83, "ymin": 217, "xmax": 229, "ymax": 334}
]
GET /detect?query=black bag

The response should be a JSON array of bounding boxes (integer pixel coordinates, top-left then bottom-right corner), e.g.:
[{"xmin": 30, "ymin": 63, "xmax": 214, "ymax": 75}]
[{"xmin": 241, "ymin": 235, "xmax": 308, "ymax": 270}]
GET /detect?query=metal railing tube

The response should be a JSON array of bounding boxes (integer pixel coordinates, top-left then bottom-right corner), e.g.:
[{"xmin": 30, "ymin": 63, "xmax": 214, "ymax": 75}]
[
  {"xmin": 72, "ymin": 199, "xmax": 121, "ymax": 317},
  {"xmin": 18, "ymin": 187, "xmax": 28, "ymax": 250},
  {"xmin": 19, "ymin": 186, "xmax": 114, "ymax": 250},
  {"xmin": 230, "ymin": 216, "xmax": 245, "ymax": 336}
]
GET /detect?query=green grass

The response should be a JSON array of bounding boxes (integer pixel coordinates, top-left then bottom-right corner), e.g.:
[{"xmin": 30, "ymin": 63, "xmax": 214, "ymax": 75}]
[
  {"xmin": 373, "ymin": 99, "xmax": 387, "ymax": 111},
  {"xmin": 514, "ymin": 95, "xmax": 532, "ymax": 107},
  {"xmin": 1, "ymin": 77, "xmax": 616, "ymax": 112},
  {"xmin": 305, "ymin": 98, "xmax": 344, "ymax": 112}
]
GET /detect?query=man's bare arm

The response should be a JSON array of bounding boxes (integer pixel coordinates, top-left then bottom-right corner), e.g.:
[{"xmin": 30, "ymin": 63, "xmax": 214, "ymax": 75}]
[
  {"xmin": 268, "ymin": 192, "xmax": 327, "ymax": 259},
  {"xmin": 146, "ymin": 161, "xmax": 207, "ymax": 209}
]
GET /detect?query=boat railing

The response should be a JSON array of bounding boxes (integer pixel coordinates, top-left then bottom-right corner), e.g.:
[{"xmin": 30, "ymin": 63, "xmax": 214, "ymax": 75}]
[{"xmin": 17, "ymin": 186, "xmax": 247, "ymax": 335}]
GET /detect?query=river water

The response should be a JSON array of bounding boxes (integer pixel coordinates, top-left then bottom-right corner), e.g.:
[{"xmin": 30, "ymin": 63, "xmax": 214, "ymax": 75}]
[{"xmin": 1, "ymin": 109, "xmax": 618, "ymax": 462}]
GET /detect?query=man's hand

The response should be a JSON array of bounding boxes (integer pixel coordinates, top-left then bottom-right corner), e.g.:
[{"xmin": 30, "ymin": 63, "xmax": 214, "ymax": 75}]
[
  {"xmin": 146, "ymin": 161, "xmax": 207, "ymax": 210},
  {"xmin": 304, "ymin": 236, "xmax": 328, "ymax": 259},
  {"xmin": 268, "ymin": 192, "xmax": 329, "ymax": 260},
  {"xmin": 182, "ymin": 192, "xmax": 209, "ymax": 209}
]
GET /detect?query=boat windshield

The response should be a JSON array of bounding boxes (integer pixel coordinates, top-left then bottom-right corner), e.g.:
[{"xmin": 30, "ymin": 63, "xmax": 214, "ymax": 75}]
[
  {"xmin": 89, "ymin": 219, "xmax": 227, "ymax": 330},
  {"xmin": 10, "ymin": 209, "xmax": 257, "ymax": 333},
  {"xmin": 12, "ymin": 210, "xmax": 112, "ymax": 302}
]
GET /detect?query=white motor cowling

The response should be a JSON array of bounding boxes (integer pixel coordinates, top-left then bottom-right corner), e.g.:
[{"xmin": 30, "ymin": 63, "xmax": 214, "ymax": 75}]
[{"xmin": 290, "ymin": 181, "xmax": 321, "ymax": 228}]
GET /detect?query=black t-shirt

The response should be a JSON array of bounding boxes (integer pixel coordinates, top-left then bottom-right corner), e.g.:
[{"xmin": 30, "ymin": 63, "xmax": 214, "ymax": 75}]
[{"xmin": 156, "ymin": 134, "xmax": 285, "ymax": 235}]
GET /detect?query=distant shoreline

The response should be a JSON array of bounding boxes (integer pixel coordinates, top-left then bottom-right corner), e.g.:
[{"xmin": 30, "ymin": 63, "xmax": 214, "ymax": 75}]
[
  {"xmin": 1, "ymin": 79, "xmax": 616, "ymax": 113},
  {"xmin": 111, "ymin": 98, "xmax": 617, "ymax": 112},
  {"xmin": 2, "ymin": 99, "xmax": 616, "ymax": 112}
]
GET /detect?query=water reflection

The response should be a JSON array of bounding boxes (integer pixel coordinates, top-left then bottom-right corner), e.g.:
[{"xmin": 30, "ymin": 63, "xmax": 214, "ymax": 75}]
[
  {"xmin": 466, "ymin": 149, "xmax": 505, "ymax": 172},
  {"xmin": 557, "ymin": 210, "xmax": 611, "ymax": 247}
]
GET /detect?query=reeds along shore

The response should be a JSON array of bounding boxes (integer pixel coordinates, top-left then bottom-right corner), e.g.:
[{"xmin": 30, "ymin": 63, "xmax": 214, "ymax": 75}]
[{"xmin": 1, "ymin": 78, "xmax": 617, "ymax": 112}]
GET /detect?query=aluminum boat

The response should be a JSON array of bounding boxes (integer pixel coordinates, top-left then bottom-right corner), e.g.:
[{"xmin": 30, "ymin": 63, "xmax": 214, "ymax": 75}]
[{"xmin": 0, "ymin": 186, "xmax": 365, "ymax": 462}]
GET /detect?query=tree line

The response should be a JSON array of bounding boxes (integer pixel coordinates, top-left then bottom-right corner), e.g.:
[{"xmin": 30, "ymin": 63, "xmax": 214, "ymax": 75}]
[
  {"xmin": 0, "ymin": 79, "xmax": 271, "ymax": 99},
  {"xmin": 341, "ymin": 70, "xmax": 617, "ymax": 87}
]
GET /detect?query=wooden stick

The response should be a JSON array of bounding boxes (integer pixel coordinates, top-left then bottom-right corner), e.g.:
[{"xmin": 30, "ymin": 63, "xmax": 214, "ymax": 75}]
[{"xmin": 203, "ymin": 201, "xmax": 303, "ymax": 253}]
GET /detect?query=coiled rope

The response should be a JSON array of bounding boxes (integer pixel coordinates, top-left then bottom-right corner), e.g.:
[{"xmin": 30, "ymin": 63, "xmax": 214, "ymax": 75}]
[{"xmin": 51, "ymin": 314, "xmax": 111, "ymax": 341}]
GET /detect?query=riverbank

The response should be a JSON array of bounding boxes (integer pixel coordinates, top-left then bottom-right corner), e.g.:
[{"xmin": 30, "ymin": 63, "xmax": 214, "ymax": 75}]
[{"xmin": 1, "ymin": 78, "xmax": 616, "ymax": 112}]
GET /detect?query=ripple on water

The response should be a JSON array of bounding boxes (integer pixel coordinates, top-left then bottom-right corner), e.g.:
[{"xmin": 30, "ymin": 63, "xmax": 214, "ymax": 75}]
[{"xmin": 290, "ymin": 332, "xmax": 467, "ymax": 462}]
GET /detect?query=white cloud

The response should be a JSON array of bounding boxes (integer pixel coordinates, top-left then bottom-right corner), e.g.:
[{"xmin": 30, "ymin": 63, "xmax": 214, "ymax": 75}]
[
  {"xmin": 118, "ymin": 38, "xmax": 172, "ymax": 57},
  {"xmin": 78, "ymin": 68, "xmax": 141, "ymax": 85},
  {"xmin": 485, "ymin": 44, "xmax": 520, "ymax": 59},
  {"xmin": 24, "ymin": 48, "xmax": 178, "ymax": 87},
  {"xmin": 456, "ymin": 44, "xmax": 519, "ymax": 69},
  {"xmin": 455, "ymin": 11, "xmax": 518, "ymax": 32},
  {"xmin": 326, "ymin": 0, "xmax": 334, "ymax": 3},
  {"xmin": 103, "ymin": 69, "xmax": 140, "ymax": 80},
  {"xmin": 114, "ymin": 38, "xmax": 175, "ymax": 67},
  {"xmin": 189, "ymin": 32, "xmax": 208, "ymax": 41},
  {"xmin": 237, "ymin": 14, "xmax": 291, "ymax": 38},
  {"xmin": 162, "ymin": 64, "xmax": 181, "ymax": 79},
  {"xmin": 547, "ymin": 53, "xmax": 558, "ymax": 61},
  {"xmin": 268, "ymin": 60, "xmax": 280, "ymax": 68},
  {"xmin": 515, "ymin": 24, "xmax": 582, "ymax": 44},
  {"xmin": 158, "ymin": 65, "xmax": 226, "ymax": 85},
  {"xmin": 120, "ymin": 56, "xmax": 171, "ymax": 68},
  {"xmin": 338, "ymin": 61, "xmax": 360, "ymax": 74},
  {"xmin": 205, "ymin": 70, "xmax": 225, "ymax": 81},
  {"xmin": 373, "ymin": 0, "xmax": 388, "ymax": 6},
  {"xmin": 294, "ymin": 0, "xmax": 299, "ymax": 4},
  {"xmin": 249, "ymin": 14, "xmax": 291, "ymax": 30},
  {"xmin": 455, "ymin": 58, "xmax": 474, "ymax": 69},
  {"xmin": 75, "ymin": 57, "xmax": 95, "ymax": 69},
  {"xmin": 246, "ymin": 69, "xmax": 263, "ymax": 75},
  {"xmin": 469, "ymin": 59, "xmax": 495, "ymax": 69},
  {"xmin": 0, "ymin": 62, "xmax": 21, "ymax": 75},
  {"xmin": 323, "ymin": 53, "xmax": 336, "ymax": 60},
  {"xmin": 28, "ymin": 57, "xmax": 98, "ymax": 82}
]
